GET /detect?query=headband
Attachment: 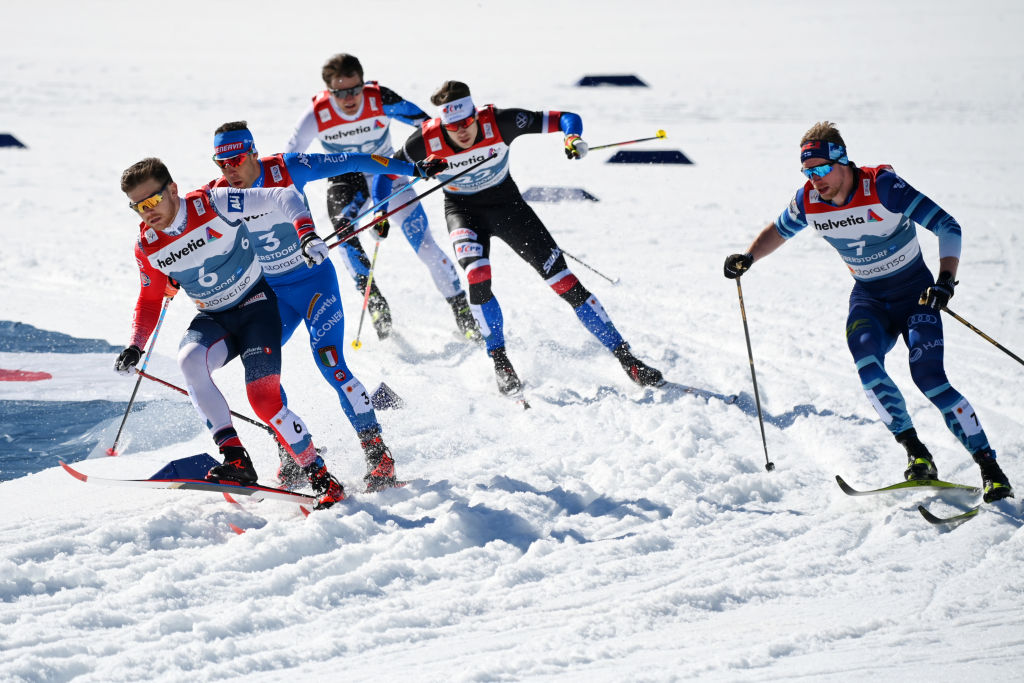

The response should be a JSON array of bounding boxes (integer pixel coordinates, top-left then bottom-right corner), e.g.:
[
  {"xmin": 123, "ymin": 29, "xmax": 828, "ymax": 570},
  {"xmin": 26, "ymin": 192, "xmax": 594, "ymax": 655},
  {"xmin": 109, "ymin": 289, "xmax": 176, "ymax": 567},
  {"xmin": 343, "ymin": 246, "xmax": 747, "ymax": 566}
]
[
  {"xmin": 440, "ymin": 96, "xmax": 475, "ymax": 124},
  {"xmin": 800, "ymin": 140, "xmax": 848, "ymax": 165},
  {"xmin": 213, "ymin": 128, "xmax": 256, "ymax": 159}
]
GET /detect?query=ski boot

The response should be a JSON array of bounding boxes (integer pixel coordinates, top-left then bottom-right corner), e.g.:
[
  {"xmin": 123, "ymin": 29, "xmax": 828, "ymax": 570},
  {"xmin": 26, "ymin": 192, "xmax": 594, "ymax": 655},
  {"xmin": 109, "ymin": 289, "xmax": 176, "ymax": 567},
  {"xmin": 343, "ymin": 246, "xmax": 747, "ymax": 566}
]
[
  {"xmin": 303, "ymin": 455, "xmax": 345, "ymax": 509},
  {"xmin": 207, "ymin": 445, "xmax": 258, "ymax": 485},
  {"xmin": 274, "ymin": 443, "xmax": 309, "ymax": 491},
  {"xmin": 359, "ymin": 426, "xmax": 399, "ymax": 493},
  {"xmin": 447, "ymin": 292, "xmax": 483, "ymax": 343},
  {"xmin": 973, "ymin": 449, "xmax": 1014, "ymax": 503},
  {"xmin": 896, "ymin": 429, "xmax": 937, "ymax": 481},
  {"xmin": 366, "ymin": 282, "xmax": 393, "ymax": 340},
  {"xmin": 613, "ymin": 342, "xmax": 664, "ymax": 387},
  {"xmin": 490, "ymin": 346, "xmax": 522, "ymax": 395}
]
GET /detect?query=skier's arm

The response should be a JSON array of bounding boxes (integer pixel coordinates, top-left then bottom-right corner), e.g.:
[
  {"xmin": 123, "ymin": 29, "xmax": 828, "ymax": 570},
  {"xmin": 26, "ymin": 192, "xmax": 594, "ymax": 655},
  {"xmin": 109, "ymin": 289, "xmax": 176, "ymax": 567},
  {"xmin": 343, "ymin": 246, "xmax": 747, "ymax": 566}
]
[
  {"xmin": 283, "ymin": 152, "xmax": 418, "ymax": 190},
  {"xmin": 876, "ymin": 169, "xmax": 962, "ymax": 277},
  {"xmin": 128, "ymin": 242, "xmax": 174, "ymax": 349},
  {"xmin": 380, "ymin": 86, "xmax": 430, "ymax": 127}
]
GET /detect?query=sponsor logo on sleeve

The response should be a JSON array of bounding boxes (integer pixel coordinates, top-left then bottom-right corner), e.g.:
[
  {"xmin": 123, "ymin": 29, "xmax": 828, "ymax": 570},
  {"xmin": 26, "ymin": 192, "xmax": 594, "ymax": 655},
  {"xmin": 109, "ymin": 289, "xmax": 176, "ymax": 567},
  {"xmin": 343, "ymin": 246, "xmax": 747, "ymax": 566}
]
[
  {"xmin": 515, "ymin": 112, "xmax": 529, "ymax": 129},
  {"xmin": 371, "ymin": 154, "xmax": 390, "ymax": 167}
]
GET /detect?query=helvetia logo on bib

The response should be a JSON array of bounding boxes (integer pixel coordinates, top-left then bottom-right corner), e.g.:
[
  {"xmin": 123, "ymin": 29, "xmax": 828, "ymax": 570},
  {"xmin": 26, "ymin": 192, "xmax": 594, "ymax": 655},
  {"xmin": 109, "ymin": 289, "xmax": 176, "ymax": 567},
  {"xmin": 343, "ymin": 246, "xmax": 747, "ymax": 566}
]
[
  {"xmin": 866, "ymin": 209, "xmax": 884, "ymax": 222},
  {"xmin": 206, "ymin": 227, "xmax": 223, "ymax": 241}
]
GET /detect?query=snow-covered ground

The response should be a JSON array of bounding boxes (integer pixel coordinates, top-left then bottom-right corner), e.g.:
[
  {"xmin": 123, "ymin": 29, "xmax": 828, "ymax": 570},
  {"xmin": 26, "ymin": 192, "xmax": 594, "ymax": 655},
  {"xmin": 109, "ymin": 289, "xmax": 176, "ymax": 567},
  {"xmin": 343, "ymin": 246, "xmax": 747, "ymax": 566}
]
[{"xmin": 2, "ymin": 1, "xmax": 1023, "ymax": 680}]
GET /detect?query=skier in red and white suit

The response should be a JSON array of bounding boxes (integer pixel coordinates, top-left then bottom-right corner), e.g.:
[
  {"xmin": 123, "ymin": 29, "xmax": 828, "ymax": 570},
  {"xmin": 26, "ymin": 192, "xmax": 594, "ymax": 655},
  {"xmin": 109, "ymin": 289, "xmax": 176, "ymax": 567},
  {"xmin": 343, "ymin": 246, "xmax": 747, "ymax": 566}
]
[{"xmin": 114, "ymin": 157, "xmax": 344, "ymax": 508}]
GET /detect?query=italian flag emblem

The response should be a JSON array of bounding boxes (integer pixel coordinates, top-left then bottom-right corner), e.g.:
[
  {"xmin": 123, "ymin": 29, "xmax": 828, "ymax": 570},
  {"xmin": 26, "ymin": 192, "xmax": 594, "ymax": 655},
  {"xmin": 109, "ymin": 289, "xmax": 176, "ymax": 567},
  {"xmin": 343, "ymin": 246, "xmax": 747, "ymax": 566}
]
[{"xmin": 317, "ymin": 345, "xmax": 338, "ymax": 367}]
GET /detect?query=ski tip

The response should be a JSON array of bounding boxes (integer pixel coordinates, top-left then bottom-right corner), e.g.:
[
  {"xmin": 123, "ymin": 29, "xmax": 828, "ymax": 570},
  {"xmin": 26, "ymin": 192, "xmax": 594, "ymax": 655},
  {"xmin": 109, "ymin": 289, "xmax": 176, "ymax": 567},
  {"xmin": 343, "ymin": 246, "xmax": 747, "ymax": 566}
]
[
  {"xmin": 835, "ymin": 475, "xmax": 856, "ymax": 495},
  {"xmin": 227, "ymin": 522, "xmax": 246, "ymax": 535},
  {"xmin": 59, "ymin": 461, "xmax": 88, "ymax": 482}
]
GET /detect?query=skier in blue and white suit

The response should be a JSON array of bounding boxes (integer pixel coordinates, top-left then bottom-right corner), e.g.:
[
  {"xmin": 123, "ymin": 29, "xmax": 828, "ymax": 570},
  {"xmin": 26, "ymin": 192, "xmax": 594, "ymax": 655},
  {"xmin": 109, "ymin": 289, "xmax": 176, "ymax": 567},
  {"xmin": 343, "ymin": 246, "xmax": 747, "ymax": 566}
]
[
  {"xmin": 723, "ymin": 121, "xmax": 1012, "ymax": 502},
  {"xmin": 210, "ymin": 122, "xmax": 443, "ymax": 493}
]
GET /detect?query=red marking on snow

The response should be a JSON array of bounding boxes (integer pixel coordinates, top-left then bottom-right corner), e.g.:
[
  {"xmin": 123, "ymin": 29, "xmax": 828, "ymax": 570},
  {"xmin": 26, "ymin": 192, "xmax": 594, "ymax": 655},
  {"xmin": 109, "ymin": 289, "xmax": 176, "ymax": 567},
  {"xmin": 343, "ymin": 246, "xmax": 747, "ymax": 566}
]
[{"xmin": 0, "ymin": 369, "xmax": 52, "ymax": 382}]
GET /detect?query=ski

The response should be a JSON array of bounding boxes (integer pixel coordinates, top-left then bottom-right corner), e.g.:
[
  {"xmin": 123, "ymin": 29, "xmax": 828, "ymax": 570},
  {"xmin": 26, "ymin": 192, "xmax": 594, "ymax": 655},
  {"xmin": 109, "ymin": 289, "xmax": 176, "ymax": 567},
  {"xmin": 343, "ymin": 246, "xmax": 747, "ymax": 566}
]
[
  {"xmin": 917, "ymin": 503, "xmax": 981, "ymax": 526},
  {"xmin": 60, "ymin": 455, "xmax": 318, "ymax": 507},
  {"xmin": 835, "ymin": 475, "xmax": 981, "ymax": 497},
  {"xmin": 659, "ymin": 381, "xmax": 738, "ymax": 405}
]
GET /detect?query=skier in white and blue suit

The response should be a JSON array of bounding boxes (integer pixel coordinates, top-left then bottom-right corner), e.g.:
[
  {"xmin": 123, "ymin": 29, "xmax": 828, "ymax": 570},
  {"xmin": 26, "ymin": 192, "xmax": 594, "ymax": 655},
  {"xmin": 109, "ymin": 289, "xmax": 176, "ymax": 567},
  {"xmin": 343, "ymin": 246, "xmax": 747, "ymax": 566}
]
[{"xmin": 724, "ymin": 121, "xmax": 1012, "ymax": 502}]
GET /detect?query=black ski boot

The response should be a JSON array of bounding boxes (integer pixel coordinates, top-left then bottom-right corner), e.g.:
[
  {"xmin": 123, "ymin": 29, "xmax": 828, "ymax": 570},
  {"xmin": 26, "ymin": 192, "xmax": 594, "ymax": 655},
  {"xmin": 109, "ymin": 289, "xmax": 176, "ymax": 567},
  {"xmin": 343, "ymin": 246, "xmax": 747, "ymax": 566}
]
[
  {"xmin": 973, "ymin": 449, "xmax": 1014, "ymax": 503},
  {"xmin": 447, "ymin": 292, "xmax": 483, "ymax": 343},
  {"xmin": 896, "ymin": 429, "xmax": 937, "ymax": 481},
  {"xmin": 207, "ymin": 445, "xmax": 258, "ymax": 485},
  {"xmin": 358, "ymin": 426, "xmax": 398, "ymax": 492},
  {"xmin": 303, "ymin": 455, "xmax": 345, "ymax": 509},
  {"xmin": 356, "ymin": 276, "xmax": 393, "ymax": 340},
  {"xmin": 613, "ymin": 342, "xmax": 664, "ymax": 387},
  {"xmin": 274, "ymin": 443, "xmax": 308, "ymax": 491},
  {"xmin": 489, "ymin": 346, "xmax": 522, "ymax": 395}
]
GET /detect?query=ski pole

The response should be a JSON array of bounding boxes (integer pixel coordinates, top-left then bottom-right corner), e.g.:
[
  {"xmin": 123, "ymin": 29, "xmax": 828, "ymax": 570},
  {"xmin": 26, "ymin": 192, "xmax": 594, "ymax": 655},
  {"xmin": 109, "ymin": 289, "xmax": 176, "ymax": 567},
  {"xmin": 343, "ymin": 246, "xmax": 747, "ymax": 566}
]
[
  {"xmin": 346, "ymin": 176, "xmax": 423, "ymax": 227},
  {"xmin": 943, "ymin": 306, "xmax": 1024, "ymax": 367},
  {"xmin": 107, "ymin": 295, "xmax": 173, "ymax": 456},
  {"xmin": 326, "ymin": 151, "xmax": 497, "ymax": 249},
  {"xmin": 351, "ymin": 241, "xmax": 382, "ymax": 350},
  {"xmin": 132, "ymin": 368, "xmax": 275, "ymax": 436},
  {"xmin": 735, "ymin": 278, "xmax": 775, "ymax": 472},
  {"xmin": 588, "ymin": 129, "xmax": 667, "ymax": 152},
  {"xmin": 563, "ymin": 250, "xmax": 619, "ymax": 285}
]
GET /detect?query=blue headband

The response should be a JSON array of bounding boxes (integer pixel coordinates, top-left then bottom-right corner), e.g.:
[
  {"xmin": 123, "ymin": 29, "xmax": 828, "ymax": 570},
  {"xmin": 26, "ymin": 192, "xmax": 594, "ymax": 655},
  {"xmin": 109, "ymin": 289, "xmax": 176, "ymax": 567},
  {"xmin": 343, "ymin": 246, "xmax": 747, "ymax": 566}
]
[
  {"xmin": 801, "ymin": 140, "xmax": 848, "ymax": 165},
  {"xmin": 213, "ymin": 128, "xmax": 255, "ymax": 159}
]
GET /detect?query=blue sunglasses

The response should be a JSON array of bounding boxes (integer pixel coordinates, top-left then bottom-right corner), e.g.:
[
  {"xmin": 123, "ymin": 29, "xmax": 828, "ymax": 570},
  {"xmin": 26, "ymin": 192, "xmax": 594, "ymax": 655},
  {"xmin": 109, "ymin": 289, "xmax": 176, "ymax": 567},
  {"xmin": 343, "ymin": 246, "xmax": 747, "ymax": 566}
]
[{"xmin": 801, "ymin": 162, "xmax": 837, "ymax": 179}]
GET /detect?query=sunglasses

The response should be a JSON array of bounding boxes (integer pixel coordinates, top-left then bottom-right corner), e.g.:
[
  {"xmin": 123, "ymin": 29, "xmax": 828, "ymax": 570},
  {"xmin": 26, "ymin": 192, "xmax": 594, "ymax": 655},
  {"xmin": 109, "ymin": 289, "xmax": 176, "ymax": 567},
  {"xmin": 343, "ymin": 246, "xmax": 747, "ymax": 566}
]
[
  {"xmin": 129, "ymin": 181, "xmax": 171, "ymax": 214},
  {"xmin": 801, "ymin": 162, "xmax": 837, "ymax": 179},
  {"xmin": 329, "ymin": 83, "xmax": 364, "ymax": 99},
  {"xmin": 443, "ymin": 115, "xmax": 476, "ymax": 133},
  {"xmin": 213, "ymin": 150, "xmax": 255, "ymax": 170}
]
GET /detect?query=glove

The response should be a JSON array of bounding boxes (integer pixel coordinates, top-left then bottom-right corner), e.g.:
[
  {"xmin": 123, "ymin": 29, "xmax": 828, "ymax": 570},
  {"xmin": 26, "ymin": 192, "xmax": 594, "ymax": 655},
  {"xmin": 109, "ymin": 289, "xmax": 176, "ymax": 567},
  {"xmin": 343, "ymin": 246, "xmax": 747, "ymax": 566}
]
[
  {"xmin": 415, "ymin": 155, "xmax": 449, "ymax": 178},
  {"xmin": 299, "ymin": 232, "xmax": 328, "ymax": 267},
  {"xmin": 114, "ymin": 345, "xmax": 142, "ymax": 375},
  {"xmin": 372, "ymin": 213, "xmax": 390, "ymax": 240},
  {"xmin": 919, "ymin": 271, "xmax": 957, "ymax": 309},
  {"xmin": 564, "ymin": 134, "xmax": 589, "ymax": 160},
  {"xmin": 723, "ymin": 253, "xmax": 754, "ymax": 279}
]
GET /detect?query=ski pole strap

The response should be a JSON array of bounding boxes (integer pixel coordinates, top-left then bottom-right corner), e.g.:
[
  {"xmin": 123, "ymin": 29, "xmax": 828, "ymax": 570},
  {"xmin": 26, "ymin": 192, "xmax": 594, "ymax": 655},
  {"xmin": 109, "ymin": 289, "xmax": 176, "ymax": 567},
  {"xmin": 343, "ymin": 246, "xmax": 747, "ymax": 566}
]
[{"xmin": 326, "ymin": 150, "xmax": 496, "ymax": 250}]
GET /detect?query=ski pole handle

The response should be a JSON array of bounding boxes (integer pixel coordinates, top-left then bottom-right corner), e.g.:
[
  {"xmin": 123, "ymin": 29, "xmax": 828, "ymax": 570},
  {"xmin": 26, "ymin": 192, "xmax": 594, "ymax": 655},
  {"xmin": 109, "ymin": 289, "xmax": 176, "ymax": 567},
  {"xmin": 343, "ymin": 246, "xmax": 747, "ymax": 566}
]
[{"xmin": 588, "ymin": 130, "xmax": 667, "ymax": 152}]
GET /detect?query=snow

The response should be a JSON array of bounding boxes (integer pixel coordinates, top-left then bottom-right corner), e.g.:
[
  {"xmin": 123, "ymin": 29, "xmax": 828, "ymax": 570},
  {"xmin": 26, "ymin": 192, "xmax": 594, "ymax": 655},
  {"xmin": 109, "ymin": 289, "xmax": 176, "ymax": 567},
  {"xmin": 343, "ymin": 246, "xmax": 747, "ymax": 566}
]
[{"xmin": 2, "ymin": 0, "xmax": 1024, "ymax": 680}]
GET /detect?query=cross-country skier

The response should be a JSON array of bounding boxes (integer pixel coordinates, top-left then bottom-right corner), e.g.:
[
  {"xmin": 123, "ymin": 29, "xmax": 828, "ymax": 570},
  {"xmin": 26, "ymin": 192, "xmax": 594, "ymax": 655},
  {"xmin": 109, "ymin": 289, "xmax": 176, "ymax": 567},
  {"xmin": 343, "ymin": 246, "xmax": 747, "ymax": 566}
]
[
  {"xmin": 207, "ymin": 121, "xmax": 444, "ymax": 492},
  {"xmin": 390, "ymin": 80, "xmax": 664, "ymax": 397},
  {"xmin": 723, "ymin": 121, "xmax": 1013, "ymax": 503},
  {"xmin": 284, "ymin": 53, "xmax": 480, "ymax": 343},
  {"xmin": 114, "ymin": 158, "xmax": 344, "ymax": 508}
]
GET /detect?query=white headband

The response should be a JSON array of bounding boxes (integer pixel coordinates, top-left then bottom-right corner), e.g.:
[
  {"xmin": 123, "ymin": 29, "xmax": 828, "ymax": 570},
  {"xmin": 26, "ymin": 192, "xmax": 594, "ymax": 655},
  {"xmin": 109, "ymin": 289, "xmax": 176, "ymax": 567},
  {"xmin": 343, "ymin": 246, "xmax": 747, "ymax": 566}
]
[{"xmin": 440, "ymin": 96, "xmax": 476, "ymax": 124}]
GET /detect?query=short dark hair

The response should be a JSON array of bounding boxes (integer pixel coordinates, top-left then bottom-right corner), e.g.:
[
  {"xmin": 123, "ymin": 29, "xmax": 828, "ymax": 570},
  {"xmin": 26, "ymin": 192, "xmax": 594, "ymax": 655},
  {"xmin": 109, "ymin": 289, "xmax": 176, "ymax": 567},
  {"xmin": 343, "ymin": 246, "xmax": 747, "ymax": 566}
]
[
  {"xmin": 121, "ymin": 158, "xmax": 172, "ymax": 193},
  {"xmin": 430, "ymin": 80, "xmax": 471, "ymax": 106},
  {"xmin": 322, "ymin": 54, "xmax": 363, "ymax": 85},
  {"xmin": 801, "ymin": 121, "xmax": 846, "ymax": 148},
  {"xmin": 214, "ymin": 120, "xmax": 249, "ymax": 135}
]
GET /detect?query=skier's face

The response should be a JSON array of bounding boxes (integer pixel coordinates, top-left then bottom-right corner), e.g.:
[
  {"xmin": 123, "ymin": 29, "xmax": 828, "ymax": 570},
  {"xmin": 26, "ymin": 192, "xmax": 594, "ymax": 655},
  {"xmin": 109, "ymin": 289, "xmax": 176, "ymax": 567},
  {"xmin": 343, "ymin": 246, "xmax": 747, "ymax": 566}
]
[
  {"xmin": 126, "ymin": 177, "xmax": 179, "ymax": 230},
  {"xmin": 802, "ymin": 158, "xmax": 848, "ymax": 203},
  {"xmin": 217, "ymin": 152, "xmax": 261, "ymax": 189},
  {"xmin": 329, "ymin": 74, "xmax": 364, "ymax": 116},
  {"xmin": 446, "ymin": 116, "xmax": 479, "ymax": 150}
]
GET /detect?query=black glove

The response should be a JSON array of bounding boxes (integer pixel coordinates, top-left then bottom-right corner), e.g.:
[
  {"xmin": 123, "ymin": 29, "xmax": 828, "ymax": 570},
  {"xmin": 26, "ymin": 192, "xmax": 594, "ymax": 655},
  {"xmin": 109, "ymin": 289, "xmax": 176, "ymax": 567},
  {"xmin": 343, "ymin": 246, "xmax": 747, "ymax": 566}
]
[
  {"xmin": 114, "ymin": 345, "xmax": 142, "ymax": 375},
  {"xmin": 723, "ymin": 253, "xmax": 754, "ymax": 279},
  {"xmin": 415, "ymin": 155, "xmax": 449, "ymax": 178},
  {"xmin": 919, "ymin": 271, "xmax": 957, "ymax": 310},
  {"xmin": 372, "ymin": 213, "xmax": 390, "ymax": 240}
]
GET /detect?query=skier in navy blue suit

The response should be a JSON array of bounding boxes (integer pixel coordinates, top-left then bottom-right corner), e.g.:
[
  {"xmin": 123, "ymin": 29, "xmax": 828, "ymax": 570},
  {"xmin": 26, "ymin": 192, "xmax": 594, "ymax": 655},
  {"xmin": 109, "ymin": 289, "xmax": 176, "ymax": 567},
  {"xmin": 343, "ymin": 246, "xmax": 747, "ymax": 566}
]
[{"xmin": 723, "ymin": 121, "xmax": 1013, "ymax": 503}]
